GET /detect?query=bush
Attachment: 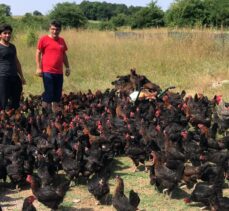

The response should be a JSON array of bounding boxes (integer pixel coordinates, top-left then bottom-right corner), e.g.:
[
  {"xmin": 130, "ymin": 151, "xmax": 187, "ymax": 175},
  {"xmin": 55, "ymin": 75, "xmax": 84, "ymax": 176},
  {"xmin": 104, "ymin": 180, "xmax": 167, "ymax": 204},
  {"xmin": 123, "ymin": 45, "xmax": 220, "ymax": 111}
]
[
  {"xmin": 20, "ymin": 13, "xmax": 50, "ymax": 30},
  {"xmin": 165, "ymin": 0, "xmax": 229, "ymax": 28},
  {"xmin": 131, "ymin": 2, "xmax": 164, "ymax": 29},
  {"xmin": 26, "ymin": 30, "xmax": 38, "ymax": 47},
  {"xmin": 110, "ymin": 13, "xmax": 129, "ymax": 27},
  {"xmin": 98, "ymin": 21, "xmax": 117, "ymax": 31}
]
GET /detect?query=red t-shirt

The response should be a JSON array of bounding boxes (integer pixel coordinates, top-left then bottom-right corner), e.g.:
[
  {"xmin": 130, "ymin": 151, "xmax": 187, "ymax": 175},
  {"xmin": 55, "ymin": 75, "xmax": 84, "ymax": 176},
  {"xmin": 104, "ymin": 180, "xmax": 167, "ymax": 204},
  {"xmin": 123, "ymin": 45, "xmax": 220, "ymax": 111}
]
[{"xmin": 37, "ymin": 35, "xmax": 68, "ymax": 74}]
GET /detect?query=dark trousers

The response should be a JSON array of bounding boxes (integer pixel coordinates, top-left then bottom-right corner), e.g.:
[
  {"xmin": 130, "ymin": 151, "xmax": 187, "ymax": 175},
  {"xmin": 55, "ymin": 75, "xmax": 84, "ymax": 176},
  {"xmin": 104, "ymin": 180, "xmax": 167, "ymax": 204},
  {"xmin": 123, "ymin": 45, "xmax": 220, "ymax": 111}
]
[
  {"xmin": 42, "ymin": 73, "xmax": 63, "ymax": 103},
  {"xmin": 0, "ymin": 76, "xmax": 22, "ymax": 110}
]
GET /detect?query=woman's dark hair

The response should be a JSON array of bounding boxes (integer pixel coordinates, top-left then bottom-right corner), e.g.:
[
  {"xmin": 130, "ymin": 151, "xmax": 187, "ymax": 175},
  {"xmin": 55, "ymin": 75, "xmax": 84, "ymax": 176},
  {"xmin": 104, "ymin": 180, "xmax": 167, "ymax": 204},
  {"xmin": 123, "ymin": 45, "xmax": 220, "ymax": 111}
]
[
  {"xmin": 0, "ymin": 24, "xmax": 13, "ymax": 34},
  {"xmin": 50, "ymin": 20, "xmax": 62, "ymax": 29}
]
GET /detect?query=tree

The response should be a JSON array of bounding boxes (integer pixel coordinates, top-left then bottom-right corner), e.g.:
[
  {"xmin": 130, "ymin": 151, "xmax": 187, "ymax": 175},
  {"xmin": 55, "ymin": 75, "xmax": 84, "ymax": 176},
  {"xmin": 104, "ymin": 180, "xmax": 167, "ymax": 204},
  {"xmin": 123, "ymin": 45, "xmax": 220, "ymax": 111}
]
[
  {"xmin": 21, "ymin": 13, "xmax": 49, "ymax": 30},
  {"xmin": 79, "ymin": 1, "xmax": 99, "ymax": 20},
  {"xmin": 165, "ymin": 0, "xmax": 229, "ymax": 27},
  {"xmin": 127, "ymin": 6, "xmax": 144, "ymax": 16},
  {"xmin": 79, "ymin": 1, "xmax": 136, "ymax": 21},
  {"xmin": 111, "ymin": 13, "xmax": 129, "ymax": 27},
  {"xmin": 204, "ymin": 0, "xmax": 229, "ymax": 27},
  {"xmin": 49, "ymin": 2, "xmax": 87, "ymax": 28},
  {"xmin": 0, "ymin": 4, "xmax": 11, "ymax": 16},
  {"xmin": 33, "ymin": 10, "xmax": 43, "ymax": 16},
  {"xmin": 131, "ymin": 1, "xmax": 164, "ymax": 29}
]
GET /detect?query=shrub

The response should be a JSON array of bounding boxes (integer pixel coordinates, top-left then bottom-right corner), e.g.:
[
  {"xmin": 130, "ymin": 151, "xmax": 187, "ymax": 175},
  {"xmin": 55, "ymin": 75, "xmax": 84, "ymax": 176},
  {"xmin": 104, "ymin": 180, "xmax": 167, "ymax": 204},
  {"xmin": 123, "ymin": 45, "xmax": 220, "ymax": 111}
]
[
  {"xmin": 26, "ymin": 30, "xmax": 38, "ymax": 47},
  {"xmin": 98, "ymin": 21, "xmax": 117, "ymax": 31}
]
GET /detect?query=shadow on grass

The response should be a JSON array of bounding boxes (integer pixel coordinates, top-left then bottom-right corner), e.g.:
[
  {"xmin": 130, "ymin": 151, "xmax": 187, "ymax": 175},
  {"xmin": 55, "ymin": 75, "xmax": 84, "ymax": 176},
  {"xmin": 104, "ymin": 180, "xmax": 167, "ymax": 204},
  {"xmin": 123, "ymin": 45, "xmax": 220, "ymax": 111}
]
[
  {"xmin": 0, "ymin": 187, "xmax": 23, "ymax": 203},
  {"xmin": 110, "ymin": 157, "xmax": 132, "ymax": 172},
  {"xmin": 1, "ymin": 203, "xmax": 16, "ymax": 208}
]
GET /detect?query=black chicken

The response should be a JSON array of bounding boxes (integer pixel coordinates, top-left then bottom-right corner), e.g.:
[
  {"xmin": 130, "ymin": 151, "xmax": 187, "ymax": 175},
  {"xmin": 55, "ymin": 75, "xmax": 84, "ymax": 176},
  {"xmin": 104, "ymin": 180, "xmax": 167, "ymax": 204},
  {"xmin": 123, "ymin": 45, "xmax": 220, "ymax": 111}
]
[
  {"xmin": 22, "ymin": 196, "xmax": 36, "ymax": 211},
  {"xmin": 184, "ymin": 182, "xmax": 218, "ymax": 208},
  {"xmin": 88, "ymin": 173, "xmax": 110, "ymax": 205},
  {"xmin": 112, "ymin": 176, "xmax": 140, "ymax": 211},
  {"xmin": 151, "ymin": 151, "xmax": 183, "ymax": 196},
  {"xmin": 26, "ymin": 175, "xmax": 70, "ymax": 210},
  {"xmin": 184, "ymin": 162, "xmax": 225, "ymax": 209},
  {"xmin": 210, "ymin": 196, "xmax": 229, "ymax": 211},
  {"xmin": 124, "ymin": 133, "xmax": 147, "ymax": 172}
]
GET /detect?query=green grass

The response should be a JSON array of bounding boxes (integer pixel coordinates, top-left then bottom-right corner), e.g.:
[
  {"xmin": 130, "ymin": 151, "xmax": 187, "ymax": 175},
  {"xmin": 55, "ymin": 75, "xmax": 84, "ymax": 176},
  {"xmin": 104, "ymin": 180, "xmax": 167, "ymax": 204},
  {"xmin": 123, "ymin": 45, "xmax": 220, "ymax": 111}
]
[{"xmin": 13, "ymin": 28, "xmax": 229, "ymax": 101}]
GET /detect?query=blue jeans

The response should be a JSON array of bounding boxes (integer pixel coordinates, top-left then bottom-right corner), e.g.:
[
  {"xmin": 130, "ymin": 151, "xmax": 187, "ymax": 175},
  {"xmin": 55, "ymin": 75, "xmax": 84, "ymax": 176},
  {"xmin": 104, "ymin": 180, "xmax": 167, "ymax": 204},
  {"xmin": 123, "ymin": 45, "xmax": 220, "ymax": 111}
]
[{"xmin": 42, "ymin": 73, "xmax": 63, "ymax": 103}]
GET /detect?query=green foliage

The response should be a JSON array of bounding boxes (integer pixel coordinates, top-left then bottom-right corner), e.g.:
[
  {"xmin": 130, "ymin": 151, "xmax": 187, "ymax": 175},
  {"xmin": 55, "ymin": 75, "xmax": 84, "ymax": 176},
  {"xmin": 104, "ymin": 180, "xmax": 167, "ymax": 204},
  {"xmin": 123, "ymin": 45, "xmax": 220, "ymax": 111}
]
[
  {"xmin": 98, "ymin": 21, "xmax": 117, "ymax": 31},
  {"xmin": 33, "ymin": 10, "xmax": 43, "ymax": 16},
  {"xmin": 165, "ymin": 0, "xmax": 229, "ymax": 27},
  {"xmin": 85, "ymin": 20, "xmax": 101, "ymax": 30},
  {"xmin": 49, "ymin": 2, "xmax": 87, "ymax": 28},
  {"xmin": 131, "ymin": 1, "xmax": 164, "ymax": 29},
  {"xmin": 21, "ymin": 13, "xmax": 49, "ymax": 30},
  {"xmin": 110, "ymin": 13, "xmax": 130, "ymax": 27},
  {"xmin": 127, "ymin": 6, "xmax": 144, "ymax": 16},
  {"xmin": 0, "ymin": 16, "xmax": 11, "ymax": 25},
  {"xmin": 79, "ymin": 1, "xmax": 128, "ymax": 21},
  {"xmin": 0, "ymin": 4, "xmax": 11, "ymax": 16},
  {"xmin": 26, "ymin": 30, "xmax": 38, "ymax": 47},
  {"xmin": 209, "ymin": 0, "xmax": 229, "ymax": 27}
]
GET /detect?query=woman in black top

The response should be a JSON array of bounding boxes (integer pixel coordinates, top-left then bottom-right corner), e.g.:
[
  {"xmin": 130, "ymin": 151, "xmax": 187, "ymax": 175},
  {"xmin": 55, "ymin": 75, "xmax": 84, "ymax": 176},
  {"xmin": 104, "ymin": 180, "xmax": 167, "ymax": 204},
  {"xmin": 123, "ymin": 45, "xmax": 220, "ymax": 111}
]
[{"xmin": 0, "ymin": 24, "xmax": 26, "ymax": 110}]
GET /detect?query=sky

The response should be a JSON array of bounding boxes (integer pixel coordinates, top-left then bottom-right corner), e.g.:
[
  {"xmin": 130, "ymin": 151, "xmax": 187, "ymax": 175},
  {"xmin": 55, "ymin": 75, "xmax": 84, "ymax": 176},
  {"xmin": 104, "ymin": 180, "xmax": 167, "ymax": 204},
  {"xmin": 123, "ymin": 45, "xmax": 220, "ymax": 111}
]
[{"xmin": 1, "ymin": 0, "xmax": 174, "ymax": 16}]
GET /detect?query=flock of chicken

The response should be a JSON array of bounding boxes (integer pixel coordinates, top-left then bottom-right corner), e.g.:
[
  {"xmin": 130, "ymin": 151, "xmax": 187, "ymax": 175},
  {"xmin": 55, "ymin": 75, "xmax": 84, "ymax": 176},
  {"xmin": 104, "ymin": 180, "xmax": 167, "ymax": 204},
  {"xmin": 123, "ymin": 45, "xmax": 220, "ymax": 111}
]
[{"xmin": 0, "ymin": 69, "xmax": 229, "ymax": 211}]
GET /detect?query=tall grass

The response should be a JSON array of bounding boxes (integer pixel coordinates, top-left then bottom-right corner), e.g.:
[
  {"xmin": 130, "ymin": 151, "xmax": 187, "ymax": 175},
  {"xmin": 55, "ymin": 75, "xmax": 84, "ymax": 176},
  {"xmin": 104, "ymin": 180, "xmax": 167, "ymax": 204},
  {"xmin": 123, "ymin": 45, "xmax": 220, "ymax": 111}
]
[{"xmin": 15, "ymin": 28, "xmax": 229, "ymax": 100}]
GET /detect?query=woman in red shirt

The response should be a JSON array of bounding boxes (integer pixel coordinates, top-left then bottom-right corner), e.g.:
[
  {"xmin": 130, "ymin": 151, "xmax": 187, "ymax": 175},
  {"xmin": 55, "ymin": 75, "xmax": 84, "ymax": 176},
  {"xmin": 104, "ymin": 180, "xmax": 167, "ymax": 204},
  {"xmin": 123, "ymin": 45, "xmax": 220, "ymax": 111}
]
[{"xmin": 36, "ymin": 20, "xmax": 70, "ymax": 112}]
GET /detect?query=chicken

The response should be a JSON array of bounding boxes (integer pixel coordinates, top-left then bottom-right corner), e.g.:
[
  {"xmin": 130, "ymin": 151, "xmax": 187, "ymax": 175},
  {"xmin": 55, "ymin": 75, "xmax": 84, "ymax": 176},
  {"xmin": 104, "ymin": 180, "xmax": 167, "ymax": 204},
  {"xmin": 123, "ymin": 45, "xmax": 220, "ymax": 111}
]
[
  {"xmin": 37, "ymin": 157, "xmax": 55, "ymax": 187},
  {"xmin": 151, "ymin": 151, "xmax": 183, "ymax": 196},
  {"xmin": 22, "ymin": 196, "xmax": 36, "ymax": 211},
  {"xmin": 124, "ymin": 133, "xmax": 147, "ymax": 172},
  {"xmin": 26, "ymin": 175, "xmax": 70, "ymax": 210},
  {"xmin": 181, "ymin": 165, "xmax": 200, "ymax": 189},
  {"xmin": 55, "ymin": 147, "xmax": 81, "ymax": 185},
  {"xmin": 210, "ymin": 196, "xmax": 229, "ymax": 211},
  {"xmin": 184, "ymin": 182, "xmax": 216, "ymax": 209},
  {"xmin": 184, "ymin": 162, "xmax": 225, "ymax": 209},
  {"xmin": 6, "ymin": 155, "xmax": 26, "ymax": 189},
  {"xmin": 112, "ymin": 176, "xmax": 140, "ymax": 211},
  {"xmin": 212, "ymin": 95, "xmax": 229, "ymax": 134},
  {"xmin": 198, "ymin": 162, "xmax": 220, "ymax": 184},
  {"xmin": 88, "ymin": 173, "xmax": 110, "ymax": 205}
]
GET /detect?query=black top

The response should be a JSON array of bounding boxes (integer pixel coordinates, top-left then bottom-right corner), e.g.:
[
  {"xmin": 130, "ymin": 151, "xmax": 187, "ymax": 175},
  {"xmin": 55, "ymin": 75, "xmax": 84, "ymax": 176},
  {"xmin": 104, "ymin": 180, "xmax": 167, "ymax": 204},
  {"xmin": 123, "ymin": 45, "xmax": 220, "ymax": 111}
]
[{"xmin": 0, "ymin": 43, "xmax": 18, "ymax": 77}]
